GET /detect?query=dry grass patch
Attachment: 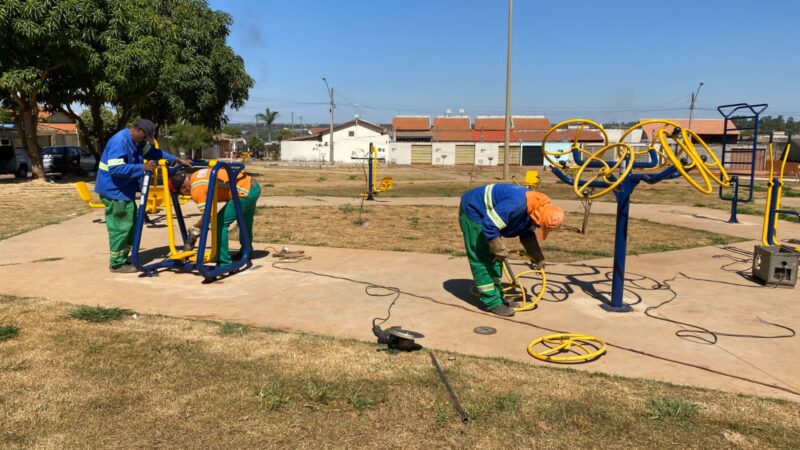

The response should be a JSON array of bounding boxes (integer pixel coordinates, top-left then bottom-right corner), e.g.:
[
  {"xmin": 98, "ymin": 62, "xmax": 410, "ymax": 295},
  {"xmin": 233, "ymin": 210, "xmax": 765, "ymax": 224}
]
[
  {"xmin": 0, "ymin": 180, "xmax": 87, "ymax": 240},
  {"xmin": 1, "ymin": 295, "xmax": 798, "ymax": 448},
  {"xmin": 253, "ymin": 206, "xmax": 745, "ymax": 261}
]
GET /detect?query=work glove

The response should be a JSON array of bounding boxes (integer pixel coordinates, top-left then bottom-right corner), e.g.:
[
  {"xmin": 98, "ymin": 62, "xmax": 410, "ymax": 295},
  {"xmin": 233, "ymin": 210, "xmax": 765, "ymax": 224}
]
[
  {"xmin": 487, "ymin": 238, "xmax": 508, "ymax": 260},
  {"xmin": 183, "ymin": 226, "xmax": 202, "ymax": 251}
]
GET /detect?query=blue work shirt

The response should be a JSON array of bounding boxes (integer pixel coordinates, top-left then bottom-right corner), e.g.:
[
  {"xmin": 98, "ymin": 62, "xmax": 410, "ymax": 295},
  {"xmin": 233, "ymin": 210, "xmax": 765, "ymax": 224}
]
[
  {"xmin": 95, "ymin": 128, "xmax": 175, "ymax": 201},
  {"xmin": 460, "ymin": 184, "xmax": 535, "ymax": 241}
]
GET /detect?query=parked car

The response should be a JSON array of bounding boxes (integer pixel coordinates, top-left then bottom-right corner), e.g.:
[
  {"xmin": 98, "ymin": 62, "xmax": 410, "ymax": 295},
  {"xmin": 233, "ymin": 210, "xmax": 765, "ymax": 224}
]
[
  {"xmin": 0, "ymin": 142, "xmax": 30, "ymax": 179},
  {"xmin": 42, "ymin": 145, "xmax": 98, "ymax": 176}
]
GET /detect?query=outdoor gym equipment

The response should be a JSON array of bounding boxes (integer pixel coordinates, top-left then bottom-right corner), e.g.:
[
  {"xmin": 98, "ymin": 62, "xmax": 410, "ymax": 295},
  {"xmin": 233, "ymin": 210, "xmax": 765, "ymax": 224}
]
[
  {"xmin": 468, "ymin": 257, "xmax": 546, "ymax": 312},
  {"xmin": 752, "ymin": 141, "xmax": 800, "ymax": 286},
  {"xmin": 527, "ymin": 333, "xmax": 607, "ymax": 363},
  {"xmin": 130, "ymin": 159, "xmax": 252, "ymax": 282},
  {"xmin": 761, "ymin": 141, "xmax": 800, "ymax": 250},
  {"xmin": 542, "ymin": 119, "xmax": 731, "ymax": 311},
  {"xmin": 717, "ymin": 103, "xmax": 768, "ymax": 223},
  {"xmin": 74, "ymin": 181, "xmax": 104, "ymax": 208},
  {"xmin": 351, "ymin": 142, "xmax": 393, "ymax": 200}
]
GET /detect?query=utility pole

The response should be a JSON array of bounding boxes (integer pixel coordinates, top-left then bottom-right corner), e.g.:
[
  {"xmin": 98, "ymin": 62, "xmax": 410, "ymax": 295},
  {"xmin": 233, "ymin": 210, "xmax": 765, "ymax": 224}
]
[
  {"xmin": 322, "ymin": 77, "xmax": 335, "ymax": 165},
  {"xmin": 688, "ymin": 81, "xmax": 704, "ymax": 130},
  {"xmin": 503, "ymin": 0, "xmax": 513, "ymax": 180}
]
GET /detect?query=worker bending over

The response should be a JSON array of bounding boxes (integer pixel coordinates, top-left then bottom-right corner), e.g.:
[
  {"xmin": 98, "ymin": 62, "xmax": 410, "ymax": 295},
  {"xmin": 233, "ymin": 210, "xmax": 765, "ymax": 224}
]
[
  {"xmin": 459, "ymin": 184, "xmax": 564, "ymax": 317},
  {"xmin": 169, "ymin": 166, "xmax": 261, "ymax": 265}
]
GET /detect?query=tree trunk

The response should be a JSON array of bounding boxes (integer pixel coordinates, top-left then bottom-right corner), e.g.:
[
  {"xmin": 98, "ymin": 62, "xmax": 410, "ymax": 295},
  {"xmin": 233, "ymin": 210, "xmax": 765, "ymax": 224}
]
[
  {"xmin": 14, "ymin": 104, "xmax": 45, "ymax": 179},
  {"xmin": 90, "ymin": 102, "xmax": 108, "ymax": 154}
]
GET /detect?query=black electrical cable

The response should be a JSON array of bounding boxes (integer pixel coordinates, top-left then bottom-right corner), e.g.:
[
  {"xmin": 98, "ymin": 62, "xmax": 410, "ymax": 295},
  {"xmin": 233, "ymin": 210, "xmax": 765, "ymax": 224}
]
[
  {"xmin": 643, "ymin": 272, "xmax": 795, "ymax": 345},
  {"xmin": 269, "ymin": 258, "xmax": 800, "ymax": 398}
]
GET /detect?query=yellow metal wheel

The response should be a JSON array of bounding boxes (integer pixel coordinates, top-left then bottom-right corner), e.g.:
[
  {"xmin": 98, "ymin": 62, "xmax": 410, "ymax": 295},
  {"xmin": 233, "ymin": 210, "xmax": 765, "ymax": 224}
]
[
  {"xmin": 542, "ymin": 119, "xmax": 608, "ymax": 167},
  {"xmin": 527, "ymin": 333, "xmax": 607, "ymax": 363},
  {"xmin": 572, "ymin": 143, "xmax": 636, "ymax": 199}
]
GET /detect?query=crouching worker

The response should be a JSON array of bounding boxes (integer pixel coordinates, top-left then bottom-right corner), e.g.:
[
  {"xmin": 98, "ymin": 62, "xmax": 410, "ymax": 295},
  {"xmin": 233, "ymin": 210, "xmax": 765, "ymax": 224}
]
[
  {"xmin": 169, "ymin": 167, "xmax": 261, "ymax": 265},
  {"xmin": 459, "ymin": 184, "xmax": 564, "ymax": 317}
]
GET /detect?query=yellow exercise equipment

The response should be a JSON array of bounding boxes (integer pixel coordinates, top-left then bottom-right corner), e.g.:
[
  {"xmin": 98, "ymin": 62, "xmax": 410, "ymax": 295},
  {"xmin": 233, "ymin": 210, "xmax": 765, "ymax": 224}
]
[
  {"xmin": 157, "ymin": 159, "xmax": 218, "ymax": 263},
  {"xmin": 511, "ymin": 170, "xmax": 542, "ymax": 190},
  {"xmin": 527, "ymin": 333, "xmax": 607, "ymax": 363},
  {"xmin": 469, "ymin": 257, "xmax": 546, "ymax": 312},
  {"xmin": 762, "ymin": 142, "xmax": 799, "ymax": 251},
  {"xmin": 74, "ymin": 181, "xmax": 104, "ymax": 208},
  {"xmin": 354, "ymin": 143, "xmax": 393, "ymax": 200}
]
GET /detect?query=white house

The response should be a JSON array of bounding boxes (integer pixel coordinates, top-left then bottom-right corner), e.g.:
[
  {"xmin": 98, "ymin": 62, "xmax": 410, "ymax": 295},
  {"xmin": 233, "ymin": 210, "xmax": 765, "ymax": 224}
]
[{"xmin": 280, "ymin": 118, "xmax": 391, "ymax": 163}]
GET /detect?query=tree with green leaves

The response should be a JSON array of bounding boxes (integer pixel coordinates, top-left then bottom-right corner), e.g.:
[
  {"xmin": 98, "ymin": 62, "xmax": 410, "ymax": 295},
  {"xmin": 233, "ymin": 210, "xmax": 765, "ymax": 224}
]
[
  {"xmin": 168, "ymin": 123, "xmax": 213, "ymax": 160},
  {"xmin": 256, "ymin": 108, "xmax": 279, "ymax": 142},
  {"xmin": 45, "ymin": 0, "xmax": 253, "ymax": 155},
  {"xmin": 221, "ymin": 125, "xmax": 243, "ymax": 138},
  {"xmin": 247, "ymin": 135, "xmax": 265, "ymax": 160},
  {"xmin": 0, "ymin": 0, "xmax": 100, "ymax": 178}
]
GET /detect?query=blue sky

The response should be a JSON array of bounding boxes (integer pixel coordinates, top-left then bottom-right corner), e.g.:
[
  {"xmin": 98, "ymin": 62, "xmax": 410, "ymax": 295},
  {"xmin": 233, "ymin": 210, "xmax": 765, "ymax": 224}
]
[{"xmin": 209, "ymin": 0, "xmax": 800, "ymax": 125}]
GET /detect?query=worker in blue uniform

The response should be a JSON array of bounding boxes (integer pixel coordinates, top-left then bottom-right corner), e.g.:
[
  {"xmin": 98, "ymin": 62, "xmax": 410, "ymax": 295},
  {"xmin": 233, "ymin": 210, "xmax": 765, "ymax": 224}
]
[
  {"xmin": 95, "ymin": 119, "xmax": 190, "ymax": 272},
  {"xmin": 459, "ymin": 184, "xmax": 564, "ymax": 316}
]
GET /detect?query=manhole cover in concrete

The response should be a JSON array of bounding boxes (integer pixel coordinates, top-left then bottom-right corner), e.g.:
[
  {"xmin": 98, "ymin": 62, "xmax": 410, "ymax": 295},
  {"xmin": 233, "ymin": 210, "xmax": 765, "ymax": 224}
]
[{"xmin": 473, "ymin": 326, "xmax": 497, "ymax": 335}]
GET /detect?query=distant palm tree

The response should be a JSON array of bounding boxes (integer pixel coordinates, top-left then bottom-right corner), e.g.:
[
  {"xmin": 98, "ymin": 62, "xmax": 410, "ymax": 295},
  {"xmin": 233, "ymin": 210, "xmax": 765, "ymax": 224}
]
[{"xmin": 256, "ymin": 108, "xmax": 279, "ymax": 142}]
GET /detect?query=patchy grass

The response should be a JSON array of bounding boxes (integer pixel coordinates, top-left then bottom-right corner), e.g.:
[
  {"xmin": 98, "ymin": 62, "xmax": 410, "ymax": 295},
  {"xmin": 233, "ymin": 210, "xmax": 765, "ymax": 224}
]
[
  {"xmin": 0, "ymin": 323, "xmax": 20, "ymax": 341},
  {"xmin": 219, "ymin": 322, "xmax": 248, "ymax": 336},
  {"xmin": 68, "ymin": 305, "xmax": 132, "ymax": 323},
  {"xmin": 254, "ymin": 206, "xmax": 745, "ymax": 262},
  {"xmin": 0, "ymin": 180, "xmax": 88, "ymax": 240},
  {"xmin": 646, "ymin": 397, "xmax": 699, "ymax": 421},
  {"xmin": 1, "ymin": 295, "xmax": 799, "ymax": 448}
]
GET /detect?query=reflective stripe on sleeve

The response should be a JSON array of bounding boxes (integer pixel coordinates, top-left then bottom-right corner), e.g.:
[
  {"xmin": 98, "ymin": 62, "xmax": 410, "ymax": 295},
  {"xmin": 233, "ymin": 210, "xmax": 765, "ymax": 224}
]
[
  {"xmin": 484, "ymin": 184, "xmax": 507, "ymax": 230},
  {"xmin": 98, "ymin": 162, "xmax": 108, "ymax": 171},
  {"xmin": 107, "ymin": 158, "xmax": 125, "ymax": 166}
]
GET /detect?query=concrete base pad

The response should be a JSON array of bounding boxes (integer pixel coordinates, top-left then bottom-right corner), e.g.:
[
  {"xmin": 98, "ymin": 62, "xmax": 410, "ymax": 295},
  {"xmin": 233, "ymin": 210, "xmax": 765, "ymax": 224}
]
[{"xmin": 1, "ymin": 208, "xmax": 799, "ymax": 401}]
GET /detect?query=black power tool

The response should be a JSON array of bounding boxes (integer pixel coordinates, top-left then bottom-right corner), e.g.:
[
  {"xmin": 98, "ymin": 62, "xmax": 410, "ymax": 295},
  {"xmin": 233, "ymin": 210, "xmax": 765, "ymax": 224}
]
[{"xmin": 372, "ymin": 324, "xmax": 424, "ymax": 351}]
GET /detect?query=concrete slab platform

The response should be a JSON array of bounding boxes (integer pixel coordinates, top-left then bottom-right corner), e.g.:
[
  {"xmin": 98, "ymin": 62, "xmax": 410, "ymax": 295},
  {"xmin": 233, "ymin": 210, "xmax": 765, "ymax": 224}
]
[{"xmin": 1, "ymin": 206, "xmax": 799, "ymax": 402}]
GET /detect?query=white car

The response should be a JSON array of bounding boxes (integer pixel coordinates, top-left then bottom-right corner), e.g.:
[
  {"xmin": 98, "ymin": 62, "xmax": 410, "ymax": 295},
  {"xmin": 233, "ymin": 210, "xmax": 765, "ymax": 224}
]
[{"xmin": 0, "ymin": 142, "xmax": 30, "ymax": 179}]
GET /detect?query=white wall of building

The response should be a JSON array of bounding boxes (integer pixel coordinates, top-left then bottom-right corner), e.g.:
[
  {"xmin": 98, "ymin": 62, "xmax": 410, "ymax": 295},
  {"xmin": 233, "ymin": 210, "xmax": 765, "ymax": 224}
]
[
  {"xmin": 432, "ymin": 142, "xmax": 456, "ymax": 165},
  {"xmin": 389, "ymin": 142, "xmax": 412, "ymax": 165},
  {"xmin": 474, "ymin": 143, "xmax": 497, "ymax": 165},
  {"xmin": 280, "ymin": 122, "xmax": 391, "ymax": 163}
]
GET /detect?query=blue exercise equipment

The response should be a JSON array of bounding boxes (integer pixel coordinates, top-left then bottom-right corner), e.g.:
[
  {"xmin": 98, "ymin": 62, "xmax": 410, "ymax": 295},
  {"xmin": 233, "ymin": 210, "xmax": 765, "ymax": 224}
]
[{"xmin": 130, "ymin": 160, "xmax": 252, "ymax": 282}]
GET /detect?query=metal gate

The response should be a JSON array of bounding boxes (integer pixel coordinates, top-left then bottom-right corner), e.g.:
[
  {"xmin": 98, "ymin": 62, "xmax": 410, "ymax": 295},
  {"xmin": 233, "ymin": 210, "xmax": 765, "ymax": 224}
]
[
  {"xmin": 455, "ymin": 144, "xmax": 475, "ymax": 164},
  {"xmin": 497, "ymin": 145, "xmax": 520, "ymax": 165},
  {"xmin": 411, "ymin": 144, "xmax": 432, "ymax": 164}
]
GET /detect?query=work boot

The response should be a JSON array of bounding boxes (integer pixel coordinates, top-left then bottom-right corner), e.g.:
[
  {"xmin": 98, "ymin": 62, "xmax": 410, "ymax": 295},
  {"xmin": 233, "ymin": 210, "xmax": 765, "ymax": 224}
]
[
  {"xmin": 109, "ymin": 264, "xmax": 138, "ymax": 274},
  {"xmin": 488, "ymin": 304, "xmax": 515, "ymax": 317},
  {"xmin": 503, "ymin": 299, "xmax": 522, "ymax": 309}
]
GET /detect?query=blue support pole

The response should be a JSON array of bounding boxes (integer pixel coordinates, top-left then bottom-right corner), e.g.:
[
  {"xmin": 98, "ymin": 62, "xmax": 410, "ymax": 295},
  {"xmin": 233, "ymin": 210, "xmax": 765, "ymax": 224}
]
[
  {"xmin": 604, "ymin": 178, "xmax": 636, "ymax": 312},
  {"xmin": 367, "ymin": 150, "xmax": 375, "ymax": 201},
  {"xmin": 728, "ymin": 176, "xmax": 740, "ymax": 224}
]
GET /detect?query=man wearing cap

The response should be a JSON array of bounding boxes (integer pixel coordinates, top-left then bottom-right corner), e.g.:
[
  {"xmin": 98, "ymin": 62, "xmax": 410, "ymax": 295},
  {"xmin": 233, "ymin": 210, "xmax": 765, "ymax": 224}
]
[
  {"xmin": 169, "ymin": 165, "xmax": 261, "ymax": 266},
  {"xmin": 95, "ymin": 119, "xmax": 191, "ymax": 273},
  {"xmin": 459, "ymin": 184, "xmax": 564, "ymax": 317}
]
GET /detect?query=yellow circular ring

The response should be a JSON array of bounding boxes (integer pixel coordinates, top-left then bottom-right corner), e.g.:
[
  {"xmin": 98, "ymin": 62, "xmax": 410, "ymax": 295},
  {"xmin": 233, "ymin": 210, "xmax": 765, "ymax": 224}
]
[
  {"xmin": 572, "ymin": 142, "xmax": 636, "ymax": 199},
  {"xmin": 541, "ymin": 119, "xmax": 609, "ymax": 167},
  {"xmin": 527, "ymin": 333, "xmax": 607, "ymax": 363},
  {"xmin": 657, "ymin": 129, "xmax": 713, "ymax": 194},
  {"xmin": 680, "ymin": 129, "xmax": 731, "ymax": 187}
]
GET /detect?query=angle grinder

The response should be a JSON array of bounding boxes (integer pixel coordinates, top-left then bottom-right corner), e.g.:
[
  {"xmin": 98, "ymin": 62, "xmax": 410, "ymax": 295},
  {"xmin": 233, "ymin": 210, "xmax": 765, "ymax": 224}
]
[{"xmin": 372, "ymin": 323, "xmax": 424, "ymax": 351}]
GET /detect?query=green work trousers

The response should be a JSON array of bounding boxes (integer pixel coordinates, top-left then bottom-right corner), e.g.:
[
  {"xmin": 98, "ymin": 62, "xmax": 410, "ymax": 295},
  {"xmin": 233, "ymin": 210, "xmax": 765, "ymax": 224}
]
[
  {"xmin": 101, "ymin": 196, "xmax": 136, "ymax": 268},
  {"xmin": 459, "ymin": 208, "xmax": 503, "ymax": 309},
  {"xmin": 216, "ymin": 180, "xmax": 261, "ymax": 265}
]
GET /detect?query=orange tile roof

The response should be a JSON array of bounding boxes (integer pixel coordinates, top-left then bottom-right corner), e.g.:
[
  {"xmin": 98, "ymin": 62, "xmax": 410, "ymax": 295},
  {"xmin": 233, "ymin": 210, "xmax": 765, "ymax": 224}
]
[
  {"xmin": 433, "ymin": 117, "xmax": 470, "ymax": 130},
  {"xmin": 432, "ymin": 129, "xmax": 474, "ymax": 142},
  {"xmin": 560, "ymin": 129, "xmax": 604, "ymax": 142},
  {"xmin": 638, "ymin": 118, "xmax": 738, "ymax": 141},
  {"xmin": 310, "ymin": 127, "xmax": 327, "ymax": 134},
  {"xmin": 392, "ymin": 116, "xmax": 430, "ymax": 131},
  {"xmin": 513, "ymin": 116, "xmax": 550, "ymax": 130},
  {"xmin": 474, "ymin": 116, "xmax": 508, "ymax": 130},
  {"xmin": 38, "ymin": 123, "xmax": 77, "ymax": 134}
]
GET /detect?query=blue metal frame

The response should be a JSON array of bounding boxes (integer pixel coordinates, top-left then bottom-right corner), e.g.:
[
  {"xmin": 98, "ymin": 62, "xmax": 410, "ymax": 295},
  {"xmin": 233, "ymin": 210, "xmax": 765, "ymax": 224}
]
[
  {"xmin": 130, "ymin": 161, "xmax": 251, "ymax": 282},
  {"xmin": 717, "ymin": 103, "xmax": 768, "ymax": 223},
  {"xmin": 551, "ymin": 146, "xmax": 681, "ymax": 312}
]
